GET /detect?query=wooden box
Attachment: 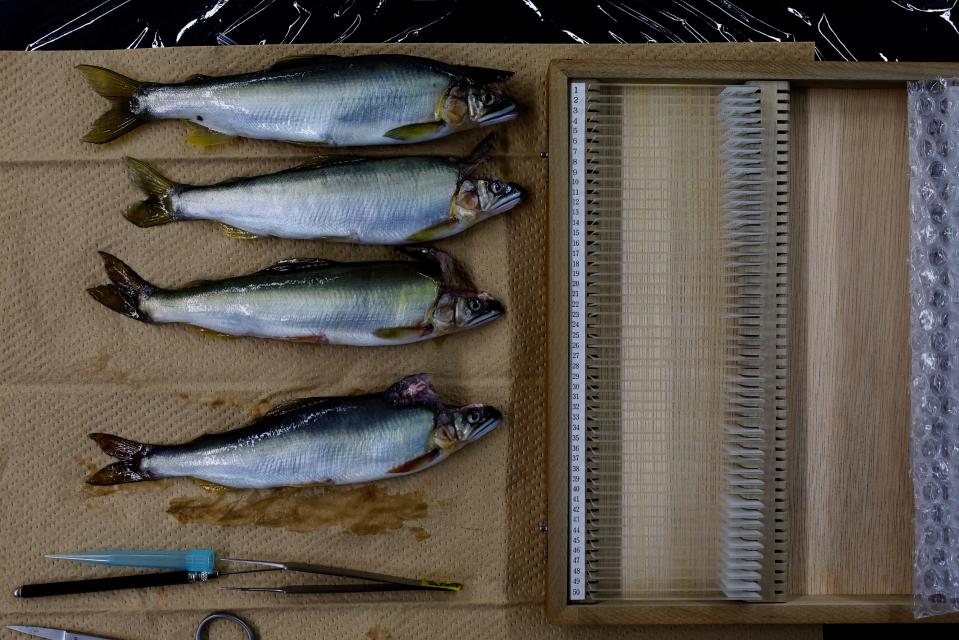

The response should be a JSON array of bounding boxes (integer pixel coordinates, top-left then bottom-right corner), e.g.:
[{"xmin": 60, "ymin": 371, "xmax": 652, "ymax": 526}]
[{"xmin": 545, "ymin": 61, "xmax": 959, "ymax": 624}]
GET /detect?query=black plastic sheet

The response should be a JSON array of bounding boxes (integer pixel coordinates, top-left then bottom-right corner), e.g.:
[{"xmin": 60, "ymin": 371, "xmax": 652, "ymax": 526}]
[{"xmin": 1, "ymin": 0, "xmax": 958, "ymax": 60}]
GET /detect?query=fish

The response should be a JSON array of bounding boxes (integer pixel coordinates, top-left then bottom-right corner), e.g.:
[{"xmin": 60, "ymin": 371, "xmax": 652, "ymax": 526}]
[
  {"xmin": 124, "ymin": 136, "xmax": 524, "ymax": 243},
  {"xmin": 77, "ymin": 54, "xmax": 517, "ymax": 146},
  {"xmin": 87, "ymin": 247, "xmax": 504, "ymax": 346},
  {"xmin": 86, "ymin": 374, "xmax": 502, "ymax": 488}
]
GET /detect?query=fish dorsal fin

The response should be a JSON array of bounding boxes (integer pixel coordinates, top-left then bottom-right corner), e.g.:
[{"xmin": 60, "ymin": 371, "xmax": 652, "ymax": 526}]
[
  {"xmin": 457, "ymin": 133, "xmax": 496, "ymax": 177},
  {"xmin": 355, "ymin": 55, "xmax": 514, "ymax": 85},
  {"xmin": 269, "ymin": 54, "xmax": 341, "ymax": 72},
  {"xmin": 185, "ymin": 73, "xmax": 212, "ymax": 83},
  {"xmin": 288, "ymin": 155, "xmax": 367, "ymax": 171},
  {"xmin": 254, "ymin": 258, "xmax": 338, "ymax": 275},
  {"xmin": 260, "ymin": 396, "xmax": 331, "ymax": 420},
  {"xmin": 384, "ymin": 373, "xmax": 442, "ymax": 411},
  {"xmin": 449, "ymin": 63, "xmax": 514, "ymax": 85},
  {"xmin": 397, "ymin": 246, "xmax": 474, "ymax": 290}
]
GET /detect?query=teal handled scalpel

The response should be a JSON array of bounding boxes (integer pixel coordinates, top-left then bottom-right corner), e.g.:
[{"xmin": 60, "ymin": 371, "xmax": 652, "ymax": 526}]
[{"xmin": 45, "ymin": 549, "xmax": 215, "ymax": 573}]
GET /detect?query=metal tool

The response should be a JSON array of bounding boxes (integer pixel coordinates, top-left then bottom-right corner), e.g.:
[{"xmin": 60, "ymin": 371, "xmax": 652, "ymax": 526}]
[
  {"xmin": 218, "ymin": 558, "xmax": 462, "ymax": 594},
  {"xmin": 13, "ymin": 557, "xmax": 461, "ymax": 598},
  {"xmin": 8, "ymin": 611, "xmax": 255, "ymax": 640}
]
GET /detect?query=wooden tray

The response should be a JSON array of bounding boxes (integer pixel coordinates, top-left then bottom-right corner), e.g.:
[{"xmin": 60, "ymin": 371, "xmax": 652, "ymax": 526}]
[{"xmin": 546, "ymin": 60, "xmax": 959, "ymax": 624}]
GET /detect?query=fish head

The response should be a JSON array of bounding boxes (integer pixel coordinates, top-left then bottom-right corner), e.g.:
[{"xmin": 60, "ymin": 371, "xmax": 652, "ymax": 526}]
[
  {"xmin": 430, "ymin": 291, "xmax": 505, "ymax": 334},
  {"xmin": 432, "ymin": 404, "xmax": 503, "ymax": 449},
  {"xmin": 452, "ymin": 178, "xmax": 524, "ymax": 226},
  {"xmin": 441, "ymin": 83, "xmax": 517, "ymax": 130}
]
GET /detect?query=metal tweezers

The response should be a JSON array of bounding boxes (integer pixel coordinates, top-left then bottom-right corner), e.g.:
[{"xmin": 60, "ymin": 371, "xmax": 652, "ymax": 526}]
[{"xmin": 218, "ymin": 558, "xmax": 462, "ymax": 594}]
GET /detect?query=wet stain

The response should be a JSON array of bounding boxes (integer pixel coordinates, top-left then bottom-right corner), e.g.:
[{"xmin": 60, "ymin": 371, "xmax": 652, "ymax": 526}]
[
  {"xmin": 166, "ymin": 483, "xmax": 428, "ymax": 535},
  {"xmin": 81, "ymin": 479, "xmax": 170, "ymax": 501},
  {"xmin": 67, "ymin": 351, "xmax": 131, "ymax": 386},
  {"xmin": 366, "ymin": 627, "xmax": 393, "ymax": 640},
  {"xmin": 73, "ymin": 455, "xmax": 98, "ymax": 474},
  {"xmin": 409, "ymin": 526, "xmax": 431, "ymax": 541}
]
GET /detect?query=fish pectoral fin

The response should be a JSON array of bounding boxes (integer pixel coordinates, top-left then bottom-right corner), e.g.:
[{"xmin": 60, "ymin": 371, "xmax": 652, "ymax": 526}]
[
  {"xmin": 384, "ymin": 121, "xmax": 444, "ymax": 142},
  {"xmin": 398, "ymin": 246, "xmax": 474, "ymax": 290},
  {"xmin": 183, "ymin": 121, "xmax": 237, "ymax": 147},
  {"xmin": 269, "ymin": 54, "xmax": 341, "ymax": 72},
  {"xmin": 387, "ymin": 449, "xmax": 441, "ymax": 474},
  {"xmin": 407, "ymin": 219, "xmax": 457, "ymax": 243},
  {"xmin": 259, "ymin": 397, "xmax": 332, "ymax": 421},
  {"xmin": 374, "ymin": 326, "xmax": 429, "ymax": 341},
  {"xmin": 188, "ymin": 326, "xmax": 239, "ymax": 340},
  {"xmin": 218, "ymin": 223, "xmax": 260, "ymax": 240}
]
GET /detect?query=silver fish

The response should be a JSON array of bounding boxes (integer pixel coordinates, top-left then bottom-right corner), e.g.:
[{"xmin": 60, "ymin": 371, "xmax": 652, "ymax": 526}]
[
  {"xmin": 77, "ymin": 54, "xmax": 517, "ymax": 146},
  {"xmin": 124, "ymin": 138, "xmax": 523, "ymax": 243},
  {"xmin": 86, "ymin": 374, "xmax": 502, "ymax": 489},
  {"xmin": 88, "ymin": 248, "xmax": 503, "ymax": 346}
]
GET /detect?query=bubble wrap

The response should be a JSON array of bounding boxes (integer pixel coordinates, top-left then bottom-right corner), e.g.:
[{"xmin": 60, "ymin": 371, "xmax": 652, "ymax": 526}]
[{"xmin": 908, "ymin": 77, "xmax": 959, "ymax": 618}]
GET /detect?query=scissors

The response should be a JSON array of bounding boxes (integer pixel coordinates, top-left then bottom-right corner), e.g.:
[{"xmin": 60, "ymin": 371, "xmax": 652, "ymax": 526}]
[{"xmin": 8, "ymin": 612, "xmax": 254, "ymax": 640}]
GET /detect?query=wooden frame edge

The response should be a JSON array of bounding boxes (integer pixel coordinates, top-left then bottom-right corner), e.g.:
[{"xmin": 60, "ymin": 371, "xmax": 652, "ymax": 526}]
[{"xmin": 543, "ymin": 58, "xmax": 959, "ymax": 625}]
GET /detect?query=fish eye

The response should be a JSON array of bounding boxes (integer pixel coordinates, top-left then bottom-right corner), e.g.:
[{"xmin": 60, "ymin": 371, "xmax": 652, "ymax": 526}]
[
  {"xmin": 467, "ymin": 297, "xmax": 483, "ymax": 312},
  {"xmin": 490, "ymin": 180, "xmax": 502, "ymax": 194},
  {"xmin": 481, "ymin": 91, "xmax": 494, "ymax": 105},
  {"xmin": 467, "ymin": 409, "xmax": 482, "ymax": 424}
]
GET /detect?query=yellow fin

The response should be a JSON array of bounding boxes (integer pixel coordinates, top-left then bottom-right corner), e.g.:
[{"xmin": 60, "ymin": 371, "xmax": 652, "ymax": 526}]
[
  {"xmin": 184, "ymin": 121, "xmax": 236, "ymax": 147},
  {"xmin": 384, "ymin": 121, "xmax": 444, "ymax": 142},
  {"xmin": 218, "ymin": 223, "xmax": 259, "ymax": 240},
  {"xmin": 187, "ymin": 326, "xmax": 238, "ymax": 340},
  {"xmin": 407, "ymin": 219, "xmax": 456, "ymax": 242}
]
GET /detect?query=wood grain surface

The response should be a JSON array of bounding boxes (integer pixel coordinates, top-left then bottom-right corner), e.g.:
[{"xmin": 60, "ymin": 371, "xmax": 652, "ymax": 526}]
[{"xmin": 788, "ymin": 87, "xmax": 913, "ymax": 597}]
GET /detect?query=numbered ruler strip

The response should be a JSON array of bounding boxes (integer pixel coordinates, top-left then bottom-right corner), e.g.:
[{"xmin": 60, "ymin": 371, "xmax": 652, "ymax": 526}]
[{"xmin": 568, "ymin": 80, "xmax": 587, "ymax": 602}]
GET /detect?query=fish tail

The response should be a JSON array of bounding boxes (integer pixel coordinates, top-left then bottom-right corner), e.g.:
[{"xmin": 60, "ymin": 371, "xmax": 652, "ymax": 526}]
[
  {"xmin": 87, "ymin": 433, "xmax": 156, "ymax": 485},
  {"xmin": 125, "ymin": 157, "xmax": 179, "ymax": 227},
  {"xmin": 77, "ymin": 65, "xmax": 147, "ymax": 143},
  {"xmin": 87, "ymin": 252, "xmax": 158, "ymax": 323}
]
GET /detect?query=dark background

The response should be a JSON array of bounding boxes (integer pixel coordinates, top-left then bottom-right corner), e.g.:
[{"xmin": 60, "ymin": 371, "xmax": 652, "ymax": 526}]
[
  {"xmin": 0, "ymin": 0, "xmax": 958, "ymax": 61},
  {"xmin": 1, "ymin": 0, "xmax": 957, "ymax": 634}
]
